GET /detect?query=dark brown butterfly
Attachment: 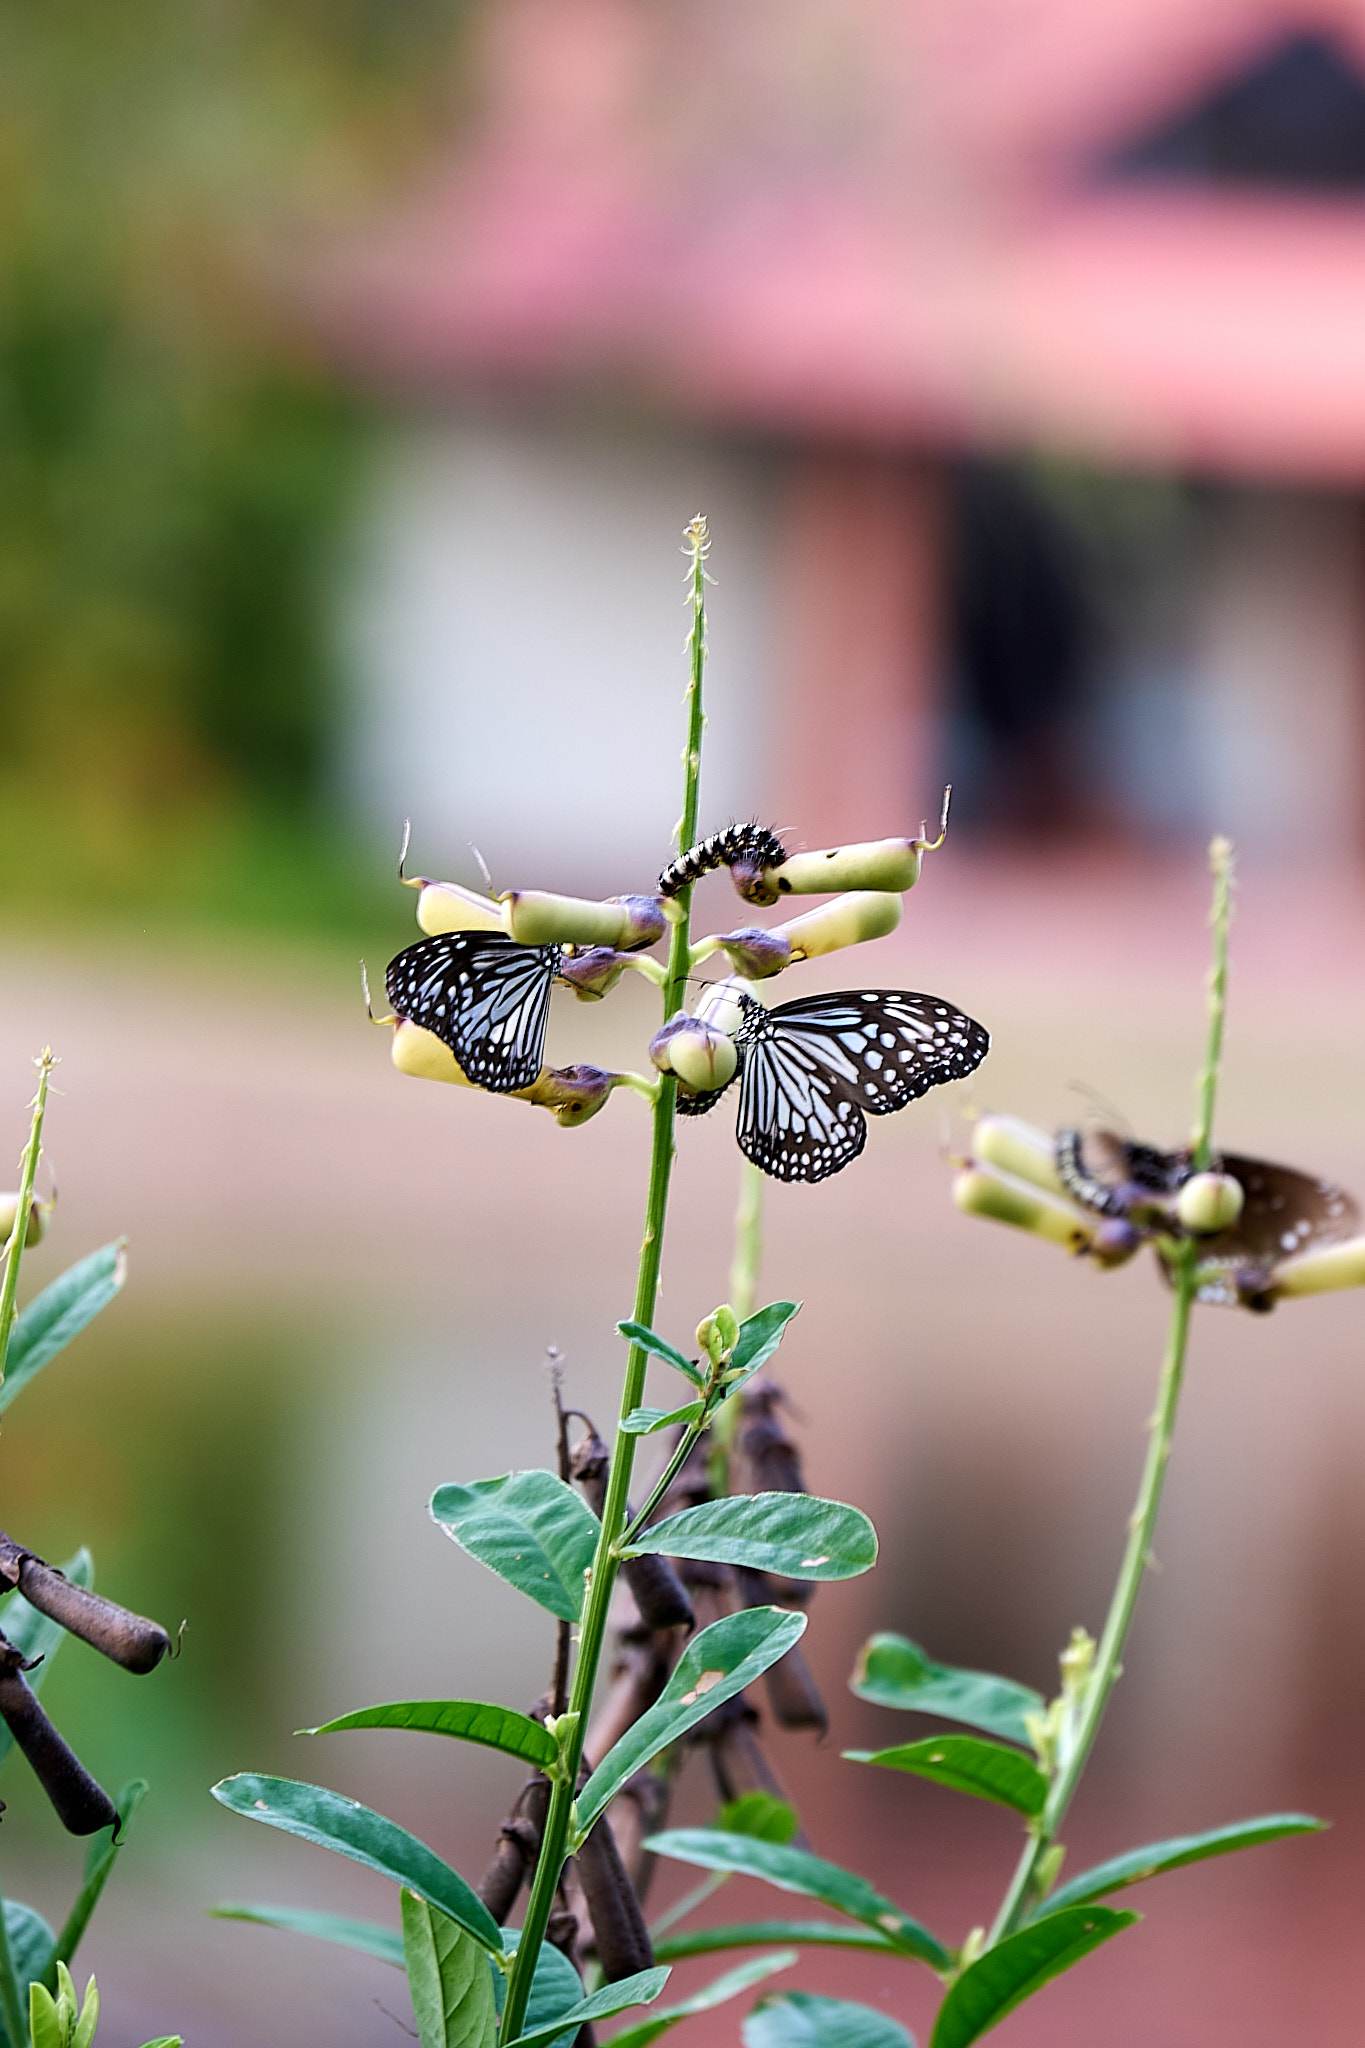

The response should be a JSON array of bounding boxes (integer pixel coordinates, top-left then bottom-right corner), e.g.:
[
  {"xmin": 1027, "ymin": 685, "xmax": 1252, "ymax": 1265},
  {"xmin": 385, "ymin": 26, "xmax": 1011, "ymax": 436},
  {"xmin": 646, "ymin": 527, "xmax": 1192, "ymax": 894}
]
[{"xmin": 1055, "ymin": 1127, "xmax": 1360, "ymax": 1310}]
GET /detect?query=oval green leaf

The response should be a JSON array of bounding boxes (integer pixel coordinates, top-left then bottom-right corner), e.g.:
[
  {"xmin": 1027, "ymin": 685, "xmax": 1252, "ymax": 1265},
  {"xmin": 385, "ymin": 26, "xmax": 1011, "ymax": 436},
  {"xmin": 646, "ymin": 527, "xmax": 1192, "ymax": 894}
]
[
  {"xmin": 617, "ymin": 1322, "xmax": 703, "ymax": 1388},
  {"xmin": 430, "ymin": 1473, "xmax": 600, "ymax": 1622},
  {"xmin": 928, "ymin": 1907, "xmax": 1137, "ymax": 2048},
  {"xmin": 1, "ymin": 1244, "xmax": 125, "ymax": 1411},
  {"xmin": 402, "ymin": 1895, "xmax": 497, "ymax": 2048},
  {"xmin": 716, "ymin": 1793, "xmax": 800, "ymax": 1845},
  {"xmin": 850, "ymin": 1636, "xmax": 1043, "ymax": 1749},
  {"xmin": 653, "ymin": 1922, "xmax": 899, "ymax": 1964},
  {"xmin": 626, "ymin": 1494, "xmax": 875, "ymax": 1582},
  {"xmin": 502, "ymin": 1965, "xmax": 671, "ymax": 2048},
  {"xmin": 577, "ymin": 1610, "xmax": 807, "ymax": 1834},
  {"xmin": 610, "ymin": 1954, "xmax": 796, "ymax": 2048},
  {"xmin": 729, "ymin": 1303, "xmax": 801, "ymax": 1385},
  {"xmin": 844, "ymin": 1738, "xmax": 1047, "ymax": 1818},
  {"xmin": 622, "ymin": 1404, "xmax": 705, "ymax": 1437},
  {"xmin": 212, "ymin": 1903, "xmax": 404, "ymax": 1967},
  {"xmin": 210, "ymin": 1775, "xmax": 501, "ymax": 1954},
  {"xmin": 744, "ymin": 1993, "xmax": 914, "ymax": 2048},
  {"xmin": 2, "ymin": 1900, "xmax": 56, "ymax": 2007},
  {"xmin": 1034, "ymin": 1813, "xmax": 1325, "ymax": 1918},
  {"xmin": 304, "ymin": 1699, "xmax": 556, "ymax": 1770},
  {"xmin": 645, "ymin": 1830, "xmax": 949, "ymax": 1973}
]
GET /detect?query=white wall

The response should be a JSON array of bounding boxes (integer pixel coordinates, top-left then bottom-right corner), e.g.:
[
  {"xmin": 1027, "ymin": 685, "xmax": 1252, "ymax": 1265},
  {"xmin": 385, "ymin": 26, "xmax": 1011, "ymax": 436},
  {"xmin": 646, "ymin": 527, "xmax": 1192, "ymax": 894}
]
[{"xmin": 342, "ymin": 411, "xmax": 781, "ymax": 895}]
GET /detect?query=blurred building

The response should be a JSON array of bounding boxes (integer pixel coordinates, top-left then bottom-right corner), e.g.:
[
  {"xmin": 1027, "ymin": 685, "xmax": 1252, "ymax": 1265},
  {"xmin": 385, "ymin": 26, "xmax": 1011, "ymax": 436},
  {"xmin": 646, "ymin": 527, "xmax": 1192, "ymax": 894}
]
[{"xmin": 311, "ymin": 1, "xmax": 1365, "ymax": 881}]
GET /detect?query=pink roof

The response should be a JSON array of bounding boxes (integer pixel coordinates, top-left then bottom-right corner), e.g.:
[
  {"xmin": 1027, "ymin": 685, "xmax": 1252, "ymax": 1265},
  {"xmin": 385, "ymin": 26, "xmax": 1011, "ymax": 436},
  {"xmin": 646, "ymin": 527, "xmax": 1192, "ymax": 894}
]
[{"xmin": 309, "ymin": 0, "xmax": 1365, "ymax": 479}]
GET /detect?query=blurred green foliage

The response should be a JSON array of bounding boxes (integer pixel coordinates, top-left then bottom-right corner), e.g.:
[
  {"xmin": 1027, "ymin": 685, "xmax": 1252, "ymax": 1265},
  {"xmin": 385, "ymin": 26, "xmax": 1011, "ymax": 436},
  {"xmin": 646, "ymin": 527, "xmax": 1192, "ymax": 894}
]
[{"xmin": 0, "ymin": 0, "xmax": 468, "ymax": 935}]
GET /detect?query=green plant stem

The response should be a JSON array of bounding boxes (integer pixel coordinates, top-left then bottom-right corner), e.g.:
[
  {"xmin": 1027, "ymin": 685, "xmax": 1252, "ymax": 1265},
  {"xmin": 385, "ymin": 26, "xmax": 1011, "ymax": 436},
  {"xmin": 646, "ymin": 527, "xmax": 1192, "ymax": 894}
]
[
  {"xmin": 729, "ymin": 1161, "xmax": 765, "ymax": 1323},
  {"xmin": 0, "ymin": 1048, "xmax": 54, "ymax": 1383},
  {"xmin": 499, "ymin": 521, "xmax": 711, "ymax": 2044},
  {"xmin": 987, "ymin": 836, "xmax": 1234, "ymax": 1947},
  {"xmin": 621, "ymin": 1412, "xmax": 710, "ymax": 1550}
]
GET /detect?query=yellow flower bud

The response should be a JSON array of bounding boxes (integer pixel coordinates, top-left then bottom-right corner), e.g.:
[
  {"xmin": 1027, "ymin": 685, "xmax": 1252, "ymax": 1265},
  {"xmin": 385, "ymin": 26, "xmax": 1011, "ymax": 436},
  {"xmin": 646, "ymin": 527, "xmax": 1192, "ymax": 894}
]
[
  {"xmin": 972, "ymin": 1115, "xmax": 1066, "ymax": 1197},
  {"xmin": 764, "ymin": 838, "xmax": 926, "ymax": 899},
  {"xmin": 771, "ymin": 892, "xmax": 902, "ymax": 961},
  {"xmin": 391, "ymin": 1021, "xmax": 475, "ymax": 1087},
  {"xmin": 0, "ymin": 1194, "xmax": 46, "ymax": 1249},
  {"xmin": 1267, "ymin": 1235, "xmax": 1365, "ymax": 1299},
  {"xmin": 952, "ymin": 1166, "xmax": 1097, "ymax": 1252},
  {"xmin": 1175, "ymin": 1172, "xmax": 1245, "ymax": 1235},
  {"xmin": 500, "ymin": 891, "xmax": 664, "ymax": 950},
  {"xmin": 413, "ymin": 880, "xmax": 504, "ymax": 937}
]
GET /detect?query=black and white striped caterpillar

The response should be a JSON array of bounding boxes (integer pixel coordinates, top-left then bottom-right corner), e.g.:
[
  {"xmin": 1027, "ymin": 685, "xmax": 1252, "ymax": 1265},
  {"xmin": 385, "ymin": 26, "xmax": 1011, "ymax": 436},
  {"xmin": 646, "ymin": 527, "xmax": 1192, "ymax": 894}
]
[{"xmin": 657, "ymin": 821, "xmax": 788, "ymax": 899}]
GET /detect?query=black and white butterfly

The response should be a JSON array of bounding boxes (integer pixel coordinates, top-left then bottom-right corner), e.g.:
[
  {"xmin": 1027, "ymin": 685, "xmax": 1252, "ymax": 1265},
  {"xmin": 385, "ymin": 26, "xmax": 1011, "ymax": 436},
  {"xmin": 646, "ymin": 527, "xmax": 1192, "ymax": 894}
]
[
  {"xmin": 1056, "ymin": 1126, "xmax": 1360, "ymax": 1307},
  {"xmin": 386, "ymin": 933, "xmax": 562, "ymax": 1093},
  {"xmin": 680, "ymin": 989, "xmax": 990, "ymax": 1183}
]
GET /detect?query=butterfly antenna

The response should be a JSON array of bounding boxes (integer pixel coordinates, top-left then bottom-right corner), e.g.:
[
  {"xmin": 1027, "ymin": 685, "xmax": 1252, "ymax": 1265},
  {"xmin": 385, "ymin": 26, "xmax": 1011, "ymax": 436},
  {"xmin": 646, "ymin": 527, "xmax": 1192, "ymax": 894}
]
[{"xmin": 360, "ymin": 960, "xmax": 395, "ymax": 1026}]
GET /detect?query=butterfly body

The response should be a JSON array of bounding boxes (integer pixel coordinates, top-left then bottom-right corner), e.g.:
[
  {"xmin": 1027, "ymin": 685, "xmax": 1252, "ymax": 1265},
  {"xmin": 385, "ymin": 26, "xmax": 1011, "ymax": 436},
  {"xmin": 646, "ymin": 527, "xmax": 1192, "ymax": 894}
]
[
  {"xmin": 680, "ymin": 988, "xmax": 990, "ymax": 1182},
  {"xmin": 386, "ymin": 932, "xmax": 563, "ymax": 1093}
]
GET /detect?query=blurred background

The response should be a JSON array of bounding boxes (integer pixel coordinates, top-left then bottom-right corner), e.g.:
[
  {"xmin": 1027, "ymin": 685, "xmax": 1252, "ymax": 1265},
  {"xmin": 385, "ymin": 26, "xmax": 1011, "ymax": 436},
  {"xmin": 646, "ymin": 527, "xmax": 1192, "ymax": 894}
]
[{"xmin": 3, "ymin": 0, "xmax": 1365, "ymax": 2040}]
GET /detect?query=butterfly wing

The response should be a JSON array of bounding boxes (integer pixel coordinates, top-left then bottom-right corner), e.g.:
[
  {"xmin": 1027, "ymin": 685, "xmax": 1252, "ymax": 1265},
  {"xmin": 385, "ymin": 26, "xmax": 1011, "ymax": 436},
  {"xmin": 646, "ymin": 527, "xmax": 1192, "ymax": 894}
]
[
  {"xmin": 675, "ymin": 1067, "xmax": 741, "ymax": 1118},
  {"xmin": 1204, "ymin": 1154, "xmax": 1360, "ymax": 1264},
  {"xmin": 736, "ymin": 990, "xmax": 989, "ymax": 1183},
  {"xmin": 385, "ymin": 933, "xmax": 560, "ymax": 1093}
]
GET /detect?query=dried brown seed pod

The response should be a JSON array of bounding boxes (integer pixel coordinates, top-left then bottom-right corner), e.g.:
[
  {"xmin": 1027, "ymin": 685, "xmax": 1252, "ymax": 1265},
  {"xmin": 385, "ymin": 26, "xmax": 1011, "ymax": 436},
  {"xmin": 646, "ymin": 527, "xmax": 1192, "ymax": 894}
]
[{"xmin": 0, "ymin": 1638, "xmax": 117, "ymax": 1836}]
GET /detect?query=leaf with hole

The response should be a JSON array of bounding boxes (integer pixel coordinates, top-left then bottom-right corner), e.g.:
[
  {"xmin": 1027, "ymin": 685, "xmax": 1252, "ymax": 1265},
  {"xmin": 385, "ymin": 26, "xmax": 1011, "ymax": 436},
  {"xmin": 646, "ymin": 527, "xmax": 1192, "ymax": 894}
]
[
  {"xmin": 617, "ymin": 1321, "xmax": 703, "ymax": 1387},
  {"xmin": 653, "ymin": 1922, "xmax": 899, "ymax": 1964},
  {"xmin": 212, "ymin": 1904, "xmax": 404, "ymax": 1967},
  {"xmin": 1034, "ymin": 1813, "xmax": 1325, "ymax": 1918},
  {"xmin": 304, "ymin": 1699, "xmax": 556, "ymax": 1771},
  {"xmin": 609, "ymin": 1953, "xmax": 797, "ymax": 2048},
  {"xmin": 211, "ymin": 1776, "xmax": 501, "ymax": 1953},
  {"xmin": 622, "ymin": 1404, "xmax": 705, "ymax": 1437},
  {"xmin": 430, "ymin": 1472, "xmax": 600, "ymax": 1622},
  {"xmin": 1, "ymin": 1244, "xmax": 125, "ymax": 1411},
  {"xmin": 645, "ymin": 1830, "xmax": 949, "ymax": 1972},
  {"xmin": 626, "ymin": 1494, "xmax": 875, "ymax": 1581},
  {"xmin": 850, "ymin": 1636, "xmax": 1043, "ymax": 1749},
  {"xmin": 743, "ymin": 1993, "xmax": 914, "ymax": 2048},
  {"xmin": 501, "ymin": 1966, "xmax": 671, "ymax": 2048},
  {"xmin": 578, "ymin": 1609, "xmax": 806, "ymax": 1834},
  {"xmin": 928, "ymin": 1907, "xmax": 1137, "ymax": 2048},
  {"xmin": 845, "ymin": 1738, "xmax": 1047, "ymax": 1817},
  {"xmin": 402, "ymin": 1894, "xmax": 497, "ymax": 2048}
]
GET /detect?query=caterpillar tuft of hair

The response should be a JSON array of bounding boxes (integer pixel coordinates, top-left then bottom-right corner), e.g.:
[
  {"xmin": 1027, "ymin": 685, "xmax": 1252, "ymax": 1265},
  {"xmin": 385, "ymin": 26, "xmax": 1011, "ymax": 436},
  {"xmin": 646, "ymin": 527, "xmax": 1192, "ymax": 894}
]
[{"xmin": 658, "ymin": 822, "xmax": 788, "ymax": 899}]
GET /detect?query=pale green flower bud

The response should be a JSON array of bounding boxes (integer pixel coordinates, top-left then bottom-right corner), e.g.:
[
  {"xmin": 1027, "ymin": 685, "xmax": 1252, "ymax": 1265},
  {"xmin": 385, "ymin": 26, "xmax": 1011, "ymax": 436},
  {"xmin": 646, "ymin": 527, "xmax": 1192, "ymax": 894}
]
[
  {"xmin": 500, "ymin": 891, "xmax": 666, "ymax": 950},
  {"xmin": 708, "ymin": 926, "xmax": 794, "ymax": 979},
  {"xmin": 1266, "ymin": 1235, "xmax": 1365, "ymax": 1299},
  {"xmin": 762, "ymin": 837, "xmax": 929, "ymax": 899},
  {"xmin": 696, "ymin": 1306, "xmax": 739, "ymax": 1364},
  {"xmin": 413, "ymin": 879, "xmax": 504, "ymax": 937},
  {"xmin": 649, "ymin": 1016, "xmax": 738, "ymax": 1093},
  {"xmin": 1175, "ymin": 1171, "xmax": 1245, "ymax": 1235},
  {"xmin": 557, "ymin": 947, "xmax": 628, "ymax": 1000},
  {"xmin": 771, "ymin": 891, "xmax": 902, "ymax": 960},
  {"xmin": 952, "ymin": 1165, "xmax": 1097, "ymax": 1253},
  {"xmin": 971, "ymin": 1115, "xmax": 1065, "ymax": 1197},
  {"xmin": 0, "ymin": 1194, "xmax": 47, "ymax": 1248}
]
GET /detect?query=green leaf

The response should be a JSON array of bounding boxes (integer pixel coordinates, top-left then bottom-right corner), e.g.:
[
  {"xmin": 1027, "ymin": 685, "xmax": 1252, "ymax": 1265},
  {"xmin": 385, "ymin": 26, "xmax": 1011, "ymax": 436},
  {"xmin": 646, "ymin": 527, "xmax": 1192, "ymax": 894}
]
[
  {"xmin": 577, "ymin": 1610, "xmax": 807, "ymax": 1834},
  {"xmin": 495, "ymin": 1929, "xmax": 584, "ymax": 2048},
  {"xmin": 1, "ymin": 1245, "xmax": 125, "ymax": 1413},
  {"xmin": 48, "ymin": 1780, "xmax": 147, "ymax": 1981},
  {"xmin": 402, "ymin": 1894, "xmax": 497, "ymax": 2048},
  {"xmin": 0, "ymin": 1550, "xmax": 94, "ymax": 1776},
  {"xmin": 28, "ymin": 1985, "xmax": 62, "ymax": 2048},
  {"xmin": 430, "ymin": 1473, "xmax": 600, "ymax": 1623},
  {"xmin": 1034, "ymin": 1813, "xmax": 1326, "ymax": 1918},
  {"xmin": 137, "ymin": 2040, "xmax": 184, "ymax": 2047},
  {"xmin": 654, "ymin": 1922, "xmax": 899, "ymax": 1964},
  {"xmin": 211, "ymin": 1776, "xmax": 501, "ymax": 1954},
  {"xmin": 609, "ymin": 1954, "xmax": 797, "ymax": 2048},
  {"xmin": 844, "ymin": 1739, "xmax": 1047, "ymax": 1818},
  {"xmin": 729, "ymin": 1303, "xmax": 801, "ymax": 1385},
  {"xmin": 304, "ymin": 1699, "xmax": 556, "ymax": 1771},
  {"xmin": 617, "ymin": 1322, "xmax": 703, "ymax": 1388},
  {"xmin": 850, "ymin": 1636, "xmax": 1043, "ymax": 1749},
  {"xmin": 717, "ymin": 1793, "xmax": 800, "ymax": 1845},
  {"xmin": 211, "ymin": 1904, "xmax": 404, "ymax": 1968},
  {"xmin": 744, "ymin": 1993, "xmax": 914, "ymax": 2048},
  {"xmin": 622, "ymin": 1404, "xmax": 705, "ymax": 1436},
  {"xmin": 0, "ymin": 1902, "xmax": 58, "ymax": 2040},
  {"xmin": 645, "ymin": 1831, "xmax": 950, "ymax": 1973},
  {"xmin": 502, "ymin": 1966, "xmax": 670, "ymax": 2048},
  {"xmin": 626, "ymin": 1494, "xmax": 876, "ymax": 1582},
  {"xmin": 928, "ymin": 1907, "xmax": 1137, "ymax": 2048}
]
